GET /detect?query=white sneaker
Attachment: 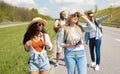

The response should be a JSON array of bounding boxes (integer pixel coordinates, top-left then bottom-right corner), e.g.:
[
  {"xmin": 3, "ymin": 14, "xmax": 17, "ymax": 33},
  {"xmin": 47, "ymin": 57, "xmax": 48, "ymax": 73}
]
[
  {"xmin": 95, "ymin": 65, "xmax": 99, "ymax": 71},
  {"xmin": 55, "ymin": 63, "xmax": 59, "ymax": 68},
  {"xmin": 88, "ymin": 62, "xmax": 96, "ymax": 67}
]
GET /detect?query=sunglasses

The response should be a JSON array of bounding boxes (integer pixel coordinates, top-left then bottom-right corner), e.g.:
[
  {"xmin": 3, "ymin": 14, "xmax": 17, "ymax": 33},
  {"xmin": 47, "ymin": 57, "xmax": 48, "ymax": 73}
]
[
  {"xmin": 89, "ymin": 14, "xmax": 94, "ymax": 17},
  {"xmin": 37, "ymin": 22, "xmax": 44, "ymax": 27},
  {"xmin": 72, "ymin": 14, "xmax": 79, "ymax": 18}
]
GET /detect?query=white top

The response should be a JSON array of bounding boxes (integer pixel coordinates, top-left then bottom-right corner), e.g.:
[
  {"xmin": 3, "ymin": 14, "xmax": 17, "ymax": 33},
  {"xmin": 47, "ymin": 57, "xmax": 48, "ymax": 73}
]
[
  {"xmin": 55, "ymin": 19, "xmax": 66, "ymax": 39},
  {"xmin": 55, "ymin": 19, "xmax": 66, "ymax": 33},
  {"xmin": 55, "ymin": 19, "xmax": 66, "ymax": 26},
  {"xmin": 90, "ymin": 20, "xmax": 102, "ymax": 39},
  {"xmin": 66, "ymin": 27, "xmax": 84, "ymax": 51},
  {"xmin": 40, "ymin": 33, "xmax": 52, "ymax": 50},
  {"xmin": 29, "ymin": 33, "xmax": 52, "ymax": 61}
]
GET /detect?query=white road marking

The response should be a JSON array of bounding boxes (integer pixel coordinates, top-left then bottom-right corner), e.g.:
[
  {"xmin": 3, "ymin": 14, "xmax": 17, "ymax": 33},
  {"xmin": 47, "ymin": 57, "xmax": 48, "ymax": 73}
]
[{"xmin": 115, "ymin": 39, "xmax": 120, "ymax": 42}]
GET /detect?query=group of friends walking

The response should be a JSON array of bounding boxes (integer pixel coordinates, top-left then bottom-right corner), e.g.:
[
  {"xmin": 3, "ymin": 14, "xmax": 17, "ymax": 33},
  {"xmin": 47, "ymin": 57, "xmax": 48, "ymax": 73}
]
[{"xmin": 23, "ymin": 10, "xmax": 111, "ymax": 74}]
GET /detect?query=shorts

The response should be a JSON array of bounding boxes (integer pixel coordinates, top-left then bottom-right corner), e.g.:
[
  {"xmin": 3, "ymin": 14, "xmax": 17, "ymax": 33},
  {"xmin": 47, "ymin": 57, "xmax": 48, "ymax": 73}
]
[
  {"xmin": 28, "ymin": 52, "xmax": 50, "ymax": 72},
  {"xmin": 56, "ymin": 40, "xmax": 63, "ymax": 53}
]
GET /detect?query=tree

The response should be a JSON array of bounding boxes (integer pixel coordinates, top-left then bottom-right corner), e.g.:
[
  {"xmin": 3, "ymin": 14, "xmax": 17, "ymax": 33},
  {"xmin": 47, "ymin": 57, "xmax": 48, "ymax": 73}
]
[{"xmin": 31, "ymin": 8, "xmax": 39, "ymax": 16}]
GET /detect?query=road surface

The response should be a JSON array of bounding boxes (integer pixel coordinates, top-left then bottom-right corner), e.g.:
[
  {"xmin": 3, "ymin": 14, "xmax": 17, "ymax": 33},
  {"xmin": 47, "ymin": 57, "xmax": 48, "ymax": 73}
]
[
  {"xmin": 0, "ymin": 22, "xmax": 29, "ymax": 28},
  {"xmin": 49, "ymin": 26, "xmax": 120, "ymax": 74}
]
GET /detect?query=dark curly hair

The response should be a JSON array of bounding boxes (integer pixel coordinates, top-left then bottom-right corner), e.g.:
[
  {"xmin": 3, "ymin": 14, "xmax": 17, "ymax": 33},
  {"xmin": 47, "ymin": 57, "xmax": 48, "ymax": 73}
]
[{"xmin": 23, "ymin": 22, "xmax": 46, "ymax": 45}]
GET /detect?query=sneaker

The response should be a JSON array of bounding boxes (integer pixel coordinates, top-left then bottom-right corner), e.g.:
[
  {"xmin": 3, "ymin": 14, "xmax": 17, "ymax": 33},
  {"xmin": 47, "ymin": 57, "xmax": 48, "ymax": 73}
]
[
  {"xmin": 95, "ymin": 65, "xmax": 99, "ymax": 71},
  {"xmin": 55, "ymin": 63, "xmax": 59, "ymax": 68},
  {"xmin": 88, "ymin": 62, "xmax": 96, "ymax": 67}
]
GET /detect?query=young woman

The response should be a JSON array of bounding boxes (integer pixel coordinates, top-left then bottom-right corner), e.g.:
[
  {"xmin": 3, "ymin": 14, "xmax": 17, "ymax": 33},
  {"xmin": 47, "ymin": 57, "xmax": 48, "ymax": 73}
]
[
  {"xmin": 58, "ymin": 12, "xmax": 95, "ymax": 74},
  {"xmin": 23, "ymin": 17, "xmax": 52, "ymax": 74}
]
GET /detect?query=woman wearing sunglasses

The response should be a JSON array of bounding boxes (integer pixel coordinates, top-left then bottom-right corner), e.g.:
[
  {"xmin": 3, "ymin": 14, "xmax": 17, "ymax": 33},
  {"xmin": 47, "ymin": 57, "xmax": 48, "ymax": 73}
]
[
  {"xmin": 23, "ymin": 17, "xmax": 52, "ymax": 74},
  {"xmin": 58, "ymin": 11, "xmax": 96, "ymax": 74}
]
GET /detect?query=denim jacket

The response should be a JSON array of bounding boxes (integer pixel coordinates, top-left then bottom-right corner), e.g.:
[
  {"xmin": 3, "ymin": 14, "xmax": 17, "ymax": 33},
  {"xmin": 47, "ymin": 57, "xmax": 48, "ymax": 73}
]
[{"xmin": 84, "ymin": 15, "xmax": 109, "ymax": 42}]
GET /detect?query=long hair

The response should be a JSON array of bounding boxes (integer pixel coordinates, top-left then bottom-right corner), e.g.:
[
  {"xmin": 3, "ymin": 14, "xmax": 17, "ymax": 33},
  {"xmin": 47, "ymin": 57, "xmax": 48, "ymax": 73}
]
[
  {"xmin": 66, "ymin": 13, "xmax": 83, "ymax": 36},
  {"xmin": 23, "ymin": 22, "xmax": 46, "ymax": 45}
]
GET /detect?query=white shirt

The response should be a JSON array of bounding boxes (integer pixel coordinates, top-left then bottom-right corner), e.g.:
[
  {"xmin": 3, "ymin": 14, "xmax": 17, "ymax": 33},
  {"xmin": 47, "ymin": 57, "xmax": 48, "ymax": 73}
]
[
  {"xmin": 55, "ymin": 19, "xmax": 66, "ymax": 38},
  {"xmin": 55, "ymin": 19, "xmax": 66, "ymax": 27},
  {"xmin": 90, "ymin": 20, "xmax": 102, "ymax": 39},
  {"xmin": 63, "ymin": 27, "xmax": 84, "ymax": 51}
]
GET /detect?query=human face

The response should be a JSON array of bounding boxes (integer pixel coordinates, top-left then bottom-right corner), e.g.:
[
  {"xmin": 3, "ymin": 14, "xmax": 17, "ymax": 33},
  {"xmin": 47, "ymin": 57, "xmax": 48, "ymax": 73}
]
[
  {"xmin": 37, "ymin": 22, "xmax": 44, "ymax": 31},
  {"xmin": 70, "ymin": 14, "xmax": 79, "ymax": 24},
  {"xmin": 88, "ymin": 14, "xmax": 94, "ymax": 21},
  {"xmin": 61, "ymin": 12, "xmax": 66, "ymax": 19}
]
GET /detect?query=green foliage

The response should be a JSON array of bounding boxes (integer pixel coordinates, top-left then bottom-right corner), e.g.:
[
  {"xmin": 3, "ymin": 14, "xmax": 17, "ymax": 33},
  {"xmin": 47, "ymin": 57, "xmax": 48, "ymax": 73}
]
[
  {"xmin": 0, "ymin": 1, "xmax": 53, "ymax": 23},
  {"xmin": 0, "ymin": 20, "xmax": 55, "ymax": 74},
  {"xmin": 95, "ymin": 6, "xmax": 120, "ymax": 28},
  {"xmin": 0, "ymin": 25, "xmax": 29, "ymax": 74}
]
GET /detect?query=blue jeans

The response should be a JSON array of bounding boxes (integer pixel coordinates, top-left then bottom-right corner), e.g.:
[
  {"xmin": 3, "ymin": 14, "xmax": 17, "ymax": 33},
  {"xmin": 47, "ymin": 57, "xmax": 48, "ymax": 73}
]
[
  {"xmin": 89, "ymin": 38, "xmax": 101, "ymax": 65},
  {"xmin": 64, "ymin": 49, "xmax": 87, "ymax": 74}
]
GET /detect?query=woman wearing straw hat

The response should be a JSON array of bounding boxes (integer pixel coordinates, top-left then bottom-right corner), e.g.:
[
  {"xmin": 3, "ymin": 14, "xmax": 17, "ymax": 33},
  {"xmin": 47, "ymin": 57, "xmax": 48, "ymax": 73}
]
[
  {"xmin": 58, "ymin": 11, "xmax": 96, "ymax": 74},
  {"xmin": 23, "ymin": 17, "xmax": 52, "ymax": 74}
]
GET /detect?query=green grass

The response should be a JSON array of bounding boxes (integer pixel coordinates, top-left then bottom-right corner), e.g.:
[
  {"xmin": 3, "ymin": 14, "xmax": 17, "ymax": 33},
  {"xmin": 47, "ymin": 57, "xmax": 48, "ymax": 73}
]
[
  {"xmin": 95, "ymin": 6, "xmax": 120, "ymax": 28},
  {"xmin": 0, "ymin": 20, "xmax": 55, "ymax": 74}
]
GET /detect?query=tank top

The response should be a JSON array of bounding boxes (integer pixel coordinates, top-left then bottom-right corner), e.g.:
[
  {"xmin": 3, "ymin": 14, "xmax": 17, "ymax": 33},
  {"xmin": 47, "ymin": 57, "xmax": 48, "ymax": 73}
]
[{"xmin": 31, "ymin": 40, "xmax": 43, "ymax": 52}]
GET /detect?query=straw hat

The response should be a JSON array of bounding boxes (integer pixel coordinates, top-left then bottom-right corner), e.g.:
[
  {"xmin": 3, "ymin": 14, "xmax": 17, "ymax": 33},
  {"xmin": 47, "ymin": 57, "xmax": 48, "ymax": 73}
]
[{"xmin": 30, "ymin": 17, "xmax": 47, "ymax": 25}]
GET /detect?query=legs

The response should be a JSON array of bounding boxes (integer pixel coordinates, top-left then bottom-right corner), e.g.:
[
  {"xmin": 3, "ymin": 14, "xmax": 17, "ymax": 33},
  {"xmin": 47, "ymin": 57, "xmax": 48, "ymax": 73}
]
[
  {"xmin": 64, "ymin": 51, "xmax": 76, "ymax": 74},
  {"xmin": 29, "ymin": 70, "xmax": 48, "ymax": 74},
  {"xmin": 56, "ymin": 39, "xmax": 62, "ymax": 65},
  {"xmin": 29, "ymin": 72, "xmax": 39, "ymax": 74},
  {"xmin": 95, "ymin": 39, "xmax": 101, "ymax": 65},
  {"xmin": 89, "ymin": 38, "xmax": 101, "ymax": 71},
  {"xmin": 64, "ymin": 50, "xmax": 87, "ymax": 74},
  {"xmin": 76, "ymin": 50, "xmax": 87, "ymax": 74},
  {"xmin": 39, "ymin": 70, "xmax": 48, "ymax": 74},
  {"xmin": 89, "ymin": 39, "xmax": 95, "ymax": 62},
  {"xmin": 56, "ymin": 52, "xmax": 60, "ymax": 63}
]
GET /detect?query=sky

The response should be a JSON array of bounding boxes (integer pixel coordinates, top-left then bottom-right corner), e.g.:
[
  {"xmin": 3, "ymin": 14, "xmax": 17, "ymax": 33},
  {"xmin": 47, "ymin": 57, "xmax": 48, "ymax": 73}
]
[{"xmin": 2, "ymin": 0, "xmax": 120, "ymax": 18}]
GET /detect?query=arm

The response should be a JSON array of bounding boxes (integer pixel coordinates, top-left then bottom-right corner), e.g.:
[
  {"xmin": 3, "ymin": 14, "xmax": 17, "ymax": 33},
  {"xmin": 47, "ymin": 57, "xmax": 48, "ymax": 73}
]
[
  {"xmin": 96, "ymin": 14, "xmax": 111, "ymax": 24},
  {"xmin": 80, "ymin": 14, "xmax": 96, "ymax": 31},
  {"xmin": 24, "ymin": 40, "xmax": 31, "ymax": 52},
  {"xmin": 58, "ymin": 28, "xmax": 77, "ymax": 48},
  {"xmin": 44, "ymin": 34, "xmax": 52, "ymax": 50}
]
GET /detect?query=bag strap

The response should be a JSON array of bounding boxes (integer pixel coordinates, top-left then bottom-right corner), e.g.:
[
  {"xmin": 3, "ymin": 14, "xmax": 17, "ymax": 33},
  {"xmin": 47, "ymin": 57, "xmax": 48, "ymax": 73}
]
[
  {"xmin": 42, "ymin": 33, "xmax": 46, "ymax": 50},
  {"xmin": 43, "ymin": 33, "xmax": 46, "ymax": 42},
  {"xmin": 94, "ymin": 19, "xmax": 103, "ymax": 33}
]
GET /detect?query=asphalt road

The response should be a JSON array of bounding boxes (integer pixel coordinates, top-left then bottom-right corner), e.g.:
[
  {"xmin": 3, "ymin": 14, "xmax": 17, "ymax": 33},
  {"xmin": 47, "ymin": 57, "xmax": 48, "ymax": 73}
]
[
  {"xmin": 49, "ymin": 26, "xmax": 120, "ymax": 74},
  {"xmin": 0, "ymin": 22, "xmax": 29, "ymax": 28}
]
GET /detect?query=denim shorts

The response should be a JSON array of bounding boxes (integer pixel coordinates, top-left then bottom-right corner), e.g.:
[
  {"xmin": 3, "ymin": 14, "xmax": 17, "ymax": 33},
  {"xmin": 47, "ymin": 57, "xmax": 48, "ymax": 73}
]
[{"xmin": 28, "ymin": 52, "xmax": 50, "ymax": 72}]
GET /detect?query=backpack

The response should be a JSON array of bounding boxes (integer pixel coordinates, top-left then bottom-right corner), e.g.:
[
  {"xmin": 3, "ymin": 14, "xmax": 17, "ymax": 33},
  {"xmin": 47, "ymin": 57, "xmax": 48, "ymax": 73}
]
[{"xmin": 54, "ymin": 19, "xmax": 61, "ymax": 33}]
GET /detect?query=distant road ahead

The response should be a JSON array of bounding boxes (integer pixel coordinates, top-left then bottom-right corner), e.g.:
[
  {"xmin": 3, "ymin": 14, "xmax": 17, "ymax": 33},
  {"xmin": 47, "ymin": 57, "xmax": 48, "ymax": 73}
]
[{"xmin": 0, "ymin": 22, "xmax": 29, "ymax": 28}]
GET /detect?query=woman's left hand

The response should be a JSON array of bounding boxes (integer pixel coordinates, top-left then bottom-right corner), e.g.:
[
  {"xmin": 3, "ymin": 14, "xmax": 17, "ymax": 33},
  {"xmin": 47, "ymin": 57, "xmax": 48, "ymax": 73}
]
[{"xmin": 44, "ymin": 42, "xmax": 50, "ymax": 49}]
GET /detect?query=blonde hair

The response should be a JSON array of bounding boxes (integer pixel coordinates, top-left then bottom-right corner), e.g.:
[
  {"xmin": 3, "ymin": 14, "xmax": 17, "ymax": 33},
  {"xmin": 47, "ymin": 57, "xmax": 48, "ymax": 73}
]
[{"xmin": 66, "ymin": 14, "xmax": 83, "ymax": 36}]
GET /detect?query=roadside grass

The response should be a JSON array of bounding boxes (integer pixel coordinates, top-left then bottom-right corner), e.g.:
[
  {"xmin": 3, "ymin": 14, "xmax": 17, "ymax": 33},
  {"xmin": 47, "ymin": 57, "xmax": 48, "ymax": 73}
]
[
  {"xmin": 95, "ymin": 6, "xmax": 120, "ymax": 28},
  {"xmin": 0, "ymin": 20, "xmax": 55, "ymax": 74}
]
